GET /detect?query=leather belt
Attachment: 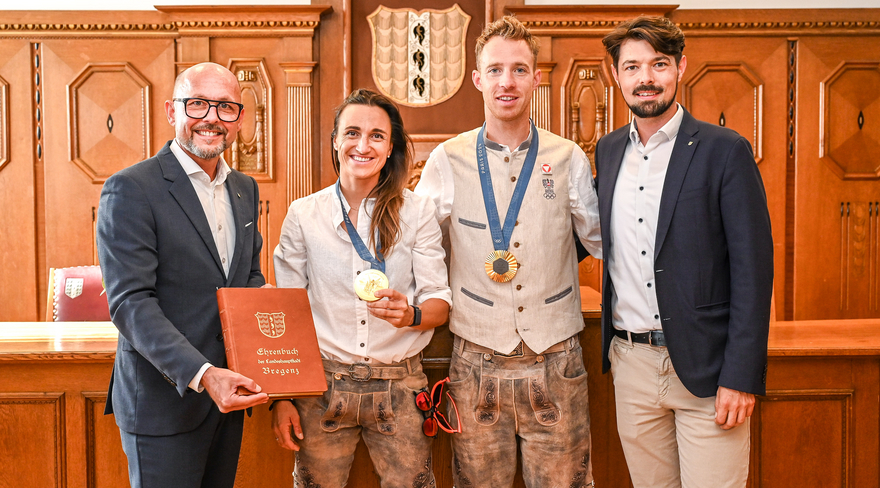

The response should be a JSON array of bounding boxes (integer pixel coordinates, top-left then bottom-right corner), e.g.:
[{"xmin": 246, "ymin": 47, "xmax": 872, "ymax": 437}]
[
  {"xmin": 613, "ymin": 328, "xmax": 667, "ymax": 347},
  {"xmin": 322, "ymin": 354, "xmax": 421, "ymax": 382}
]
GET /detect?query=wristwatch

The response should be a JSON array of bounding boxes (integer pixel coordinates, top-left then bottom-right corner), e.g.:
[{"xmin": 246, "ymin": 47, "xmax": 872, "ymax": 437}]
[{"xmin": 409, "ymin": 305, "xmax": 421, "ymax": 327}]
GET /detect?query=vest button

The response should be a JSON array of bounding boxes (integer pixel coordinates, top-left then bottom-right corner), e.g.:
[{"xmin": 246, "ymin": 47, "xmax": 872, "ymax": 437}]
[
  {"xmin": 536, "ymin": 355, "xmax": 545, "ymax": 363},
  {"xmin": 483, "ymin": 353, "xmax": 491, "ymax": 361},
  {"xmin": 334, "ymin": 373, "xmax": 342, "ymax": 380}
]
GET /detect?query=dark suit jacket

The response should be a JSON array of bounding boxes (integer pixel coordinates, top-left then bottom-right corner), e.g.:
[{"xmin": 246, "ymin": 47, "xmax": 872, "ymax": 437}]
[
  {"xmin": 596, "ymin": 109, "xmax": 773, "ymax": 398},
  {"xmin": 97, "ymin": 141, "xmax": 265, "ymax": 435}
]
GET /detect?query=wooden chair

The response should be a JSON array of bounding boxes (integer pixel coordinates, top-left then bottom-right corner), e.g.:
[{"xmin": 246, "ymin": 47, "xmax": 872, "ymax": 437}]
[{"xmin": 46, "ymin": 265, "xmax": 111, "ymax": 321}]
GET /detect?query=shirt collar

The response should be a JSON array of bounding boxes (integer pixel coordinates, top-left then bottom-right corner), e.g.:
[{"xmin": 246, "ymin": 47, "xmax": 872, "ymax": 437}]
[
  {"xmin": 483, "ymin": 123, "xmax": 534, "ymax": 152},
  {"xmin": 628, "ymin": 103, "xmax": 685, "ymax": 146},
  {"xmin": 170, "ymin": 139, "xmax": 232, "ymax": 185}
]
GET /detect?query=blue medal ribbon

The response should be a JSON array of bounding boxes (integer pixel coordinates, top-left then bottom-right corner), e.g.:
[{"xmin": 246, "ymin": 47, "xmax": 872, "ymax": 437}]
[
  {"xmin": 335, "ymin": 181, "xmax": 385, "ymax": 273},
  {"xmin": 476, "ymin": 120, "xmax": 539, "ymax": 253}
]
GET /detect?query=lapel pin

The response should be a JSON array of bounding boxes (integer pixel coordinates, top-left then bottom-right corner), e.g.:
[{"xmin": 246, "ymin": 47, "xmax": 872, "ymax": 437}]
[
  {"xmin": 237, "ymin": 192, "xmax": 241, "ymax": 198},
  {"xmin": 688, "ymin": 141, "xmax": 693, "ymax": 146}
]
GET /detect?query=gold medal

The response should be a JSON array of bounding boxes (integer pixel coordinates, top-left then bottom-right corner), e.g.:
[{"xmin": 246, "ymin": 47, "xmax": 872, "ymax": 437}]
[
  {"xmin": 484, "ymin": 250, "xmax": 518, "ymax": 283},
  {"xmin": 354, "ymin": 269, "xmax": 389, "ymax": 301}
]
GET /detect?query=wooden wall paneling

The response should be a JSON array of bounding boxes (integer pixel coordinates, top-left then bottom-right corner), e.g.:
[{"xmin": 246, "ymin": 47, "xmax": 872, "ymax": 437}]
[
  {"xmin": 794, "ymin": 35, "xmax": 880, "ymax": 320},
  {"xmin": 38, "ymin": 38, "xmax": 175, "ymax": 319},
  {"xmin": 0, "ymin": 40, "xmax": 38, "ymax": 321},
  {"xmin": 0, "ymin": 392, "xmax": 66, "ymax": 488},
  {"xmin": 756, "ymin": 355, "xmax": 880, "ymax": 487}
]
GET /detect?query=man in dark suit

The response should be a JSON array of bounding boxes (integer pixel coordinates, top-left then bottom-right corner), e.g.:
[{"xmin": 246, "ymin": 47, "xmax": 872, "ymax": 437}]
[
  {"xmin": 97, "ymin": 62, "xmax": 269, "ymax": 488},
  {"xmin": 595, "ymin": 17, "xmax": 773, "ymax": 488}
]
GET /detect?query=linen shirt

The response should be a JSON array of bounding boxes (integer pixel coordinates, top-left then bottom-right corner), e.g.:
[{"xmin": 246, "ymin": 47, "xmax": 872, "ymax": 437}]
[
  {"xmin": 274, "ymin": 185, "xmax": 452, "ymax": 365},
  {"xmin": 608, "ymin": 104, "xmax": 684, "ymax": 334}
]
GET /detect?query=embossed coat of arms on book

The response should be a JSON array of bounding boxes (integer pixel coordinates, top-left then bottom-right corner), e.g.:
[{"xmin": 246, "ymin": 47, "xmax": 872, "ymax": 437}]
[{"xmin": 217, "ymin": 288, "xmax": 327, "ymax": 398}]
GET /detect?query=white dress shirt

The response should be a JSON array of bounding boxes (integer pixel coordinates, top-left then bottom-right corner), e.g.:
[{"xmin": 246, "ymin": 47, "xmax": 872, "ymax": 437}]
[
  {"xmin": 274, "ymin": 185, "xmax": 452, "ymax": 365},
  {"xmin": 608, "ymin": 104, "xmax": 684, "ymax": 334},
  {"xmin": 170, "ymin": 140, "xmax": 237, "ymax": 391}
]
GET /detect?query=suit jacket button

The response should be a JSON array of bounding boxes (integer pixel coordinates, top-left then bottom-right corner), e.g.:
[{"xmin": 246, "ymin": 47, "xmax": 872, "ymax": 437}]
[{"xmin": 216, "ymin": 333, "xmax": 224, "ymax": 341}]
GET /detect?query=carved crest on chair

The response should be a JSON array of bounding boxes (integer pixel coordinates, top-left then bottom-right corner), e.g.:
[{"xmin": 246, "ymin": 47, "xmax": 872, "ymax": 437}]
[
  {"xmin": 367, "ymin": 4, "xmax": 471, "ymax": 107},
  {"xmin": 65, "ymin": 278, "xmax": 84, "ymax": 299}
]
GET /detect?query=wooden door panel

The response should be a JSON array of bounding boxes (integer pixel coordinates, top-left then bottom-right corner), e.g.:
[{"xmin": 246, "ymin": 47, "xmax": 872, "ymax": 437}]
[
  {"xmin": 38, "ymin": 39, "xmax": 175, "ymax": 318},
  {"xmin": 794, "ymin": 37, "xmax": 880, "ymax": 319},
  {"xmin": 0, "ymin": 40, "xmax": 38, "ymax": 320}
]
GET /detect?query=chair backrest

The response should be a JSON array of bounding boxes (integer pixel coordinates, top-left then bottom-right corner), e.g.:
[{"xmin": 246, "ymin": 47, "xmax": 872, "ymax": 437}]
[{"xmin": 46, "ymin": 266, "xmax": 111, "ymax": 321}]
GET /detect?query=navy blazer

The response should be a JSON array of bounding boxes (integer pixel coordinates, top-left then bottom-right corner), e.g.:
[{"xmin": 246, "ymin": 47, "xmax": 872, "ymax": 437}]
[
  {"xmin": 595, "ymin": 109, "xmax": 773, "ymax": 398},
  {"xmin": 97, "ymin": 141, "xmax": 265, "ymax": 435}
]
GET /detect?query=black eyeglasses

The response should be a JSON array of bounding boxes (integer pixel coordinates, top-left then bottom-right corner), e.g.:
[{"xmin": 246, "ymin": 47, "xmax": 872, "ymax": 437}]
[{"xmin": 173, "ymin": 97, "xmax": 243, "ymax": 122}]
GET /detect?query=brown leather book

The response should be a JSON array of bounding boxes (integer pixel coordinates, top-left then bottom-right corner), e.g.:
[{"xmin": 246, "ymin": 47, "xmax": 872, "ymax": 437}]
[{"xmin": 217, "ymin": 287, "xmax": 327, "ymax": 398}]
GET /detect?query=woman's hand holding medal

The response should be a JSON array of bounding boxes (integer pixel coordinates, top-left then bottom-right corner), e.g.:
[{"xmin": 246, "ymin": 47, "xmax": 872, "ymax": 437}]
[{"xmin": 366, "ymin": 288, "xmax": 415, "ymax": 328}]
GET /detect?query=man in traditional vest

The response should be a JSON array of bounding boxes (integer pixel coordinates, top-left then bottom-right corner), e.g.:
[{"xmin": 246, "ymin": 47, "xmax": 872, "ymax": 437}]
[{"xmin": 416, "ymin": 15, "xmax": 602, "ymax": 488}]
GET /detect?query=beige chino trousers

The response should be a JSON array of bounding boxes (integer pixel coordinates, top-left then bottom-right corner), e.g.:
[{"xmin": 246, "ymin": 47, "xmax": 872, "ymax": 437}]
[{"xmin": 609, "ymin": 336, "xmax": 750, "ymax": 488}]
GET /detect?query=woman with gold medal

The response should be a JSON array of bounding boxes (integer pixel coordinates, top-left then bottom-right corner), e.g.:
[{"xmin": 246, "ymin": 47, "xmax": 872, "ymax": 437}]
[{"xmin": 271, "ymin": 89, "xmax": 452, "ymax": 487}]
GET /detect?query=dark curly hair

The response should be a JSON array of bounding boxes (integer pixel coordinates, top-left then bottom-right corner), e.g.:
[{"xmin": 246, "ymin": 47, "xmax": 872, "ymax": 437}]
[{"xmin": 602, "ymin": 16, "xmax": 685, "ymax": 70}]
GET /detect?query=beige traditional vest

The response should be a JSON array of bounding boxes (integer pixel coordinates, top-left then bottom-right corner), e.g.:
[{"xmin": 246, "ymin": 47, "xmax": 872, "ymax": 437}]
[{"xmin": 443, "ymin": 127, "xmax": 583, "ymax": 354}]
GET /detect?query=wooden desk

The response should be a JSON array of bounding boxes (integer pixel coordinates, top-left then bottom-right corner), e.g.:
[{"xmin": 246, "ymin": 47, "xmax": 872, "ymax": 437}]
[{"xmin": 2, "ymin": 294, "xmax": 879, "ymax": 487}]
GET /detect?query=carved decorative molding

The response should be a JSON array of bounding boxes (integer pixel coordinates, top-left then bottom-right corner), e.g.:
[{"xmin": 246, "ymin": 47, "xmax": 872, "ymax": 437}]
[
  {"xmin": 561, "ymin": 58, "xmax": 613, "ymax": 165},
  {"xmin": 682, "ymin": 62, "xmax": 763, "ymax": 164},
  {"xmin": 227, "ymin": 59, "xmax": 273, "ymax": 182},
  {"xmin": 0, "ymin": 74, "xmax": 8, "ymax": 173},
  {"xmin": 0, "ymin": 6, "xmax": 331, "ymax": 38},
  {"xmin": 839, "ymin": 201, "xmax": 880, "ymax": 312},
  {"xmin": 67, "ymin": 62, "xmax": 151, "ymax": 184},
  {"xmin": 820, "ymin": 61, "xmax": 880, "ymax": 180},
  {"xmin": 281, "ymin": 62, "xmax": 317, "ymax": 205}
]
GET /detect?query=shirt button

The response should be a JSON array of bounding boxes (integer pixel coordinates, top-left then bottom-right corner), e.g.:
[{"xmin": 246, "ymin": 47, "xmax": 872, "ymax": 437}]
[
  {"xmin": 222, "ymin": 258, "xmax": 226, "ymax": 263},
  {"xmin": 514, "ymin": 242, "xmax": 520, "ymax": 248},
  {"xmin": 515, "ymin": 220, "xmax": 520, "ymax": 226},
  {"xmin": 654, "ymin": 314, "xmax": 660, "ymax": 319},
  {"xmin": 518, "ymin": 306, "xmax": 524, "ymax": 312},
  {"xmin": 639, "ymin": 186, "xmax": 644, "ymax": 191},
  {"xmin": 360, "ymin": 343, "xmax": 365, "ymax": 347},
  {"xmin": 218, "ymin": 224, "xmax": 222, "ymax": 230},
  {"xmin": 511, "ymin": 176, "xmax": 517, "ymax": 182},
  {"xmin": 638, "ymin": 218, "xmax": 643, "ymax": 223},
  {"xmin": 641, "ymin": 251, "xmax": 647, "ymax": 256},
  {"xmin": 360, "ymin": 320, "xmax": 366, "ymax": 325},
  {"xmin": 644, "ymin": 156, "xmax": 648, "ymax": 160},
  {"xmin": 504, "ymin": 157, "xmax": 510, "ymax": 162},
  {"xmin": 516, "ymin": 284, "xmax": 522, "ymax": 290},
  {"xmin": 356, "ymin": 270, "xmax": 361, "ymax": 275},
  {"xmin": 647, "ymin": 283, "xmax": 652, "ymax": 288},
  {"xmin": 483, "ymin": 353, "xmax": 492, "ymax": 361}
]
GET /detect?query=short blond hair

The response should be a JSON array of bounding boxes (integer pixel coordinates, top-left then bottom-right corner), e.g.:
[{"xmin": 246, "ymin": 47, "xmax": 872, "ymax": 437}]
[{"xmin": 475, "ymin": 16, "xmax": 539, "ymax": 70}]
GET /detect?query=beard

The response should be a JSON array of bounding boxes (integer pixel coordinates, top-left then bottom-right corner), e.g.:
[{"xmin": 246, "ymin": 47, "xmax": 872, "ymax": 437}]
[
  {"xmin": 181, "ymin": 123, "xmax": 229, "ymax": 160},
  {"xmin": 627, "ymin": 83, "xmax": 677, "ymax": 119}
]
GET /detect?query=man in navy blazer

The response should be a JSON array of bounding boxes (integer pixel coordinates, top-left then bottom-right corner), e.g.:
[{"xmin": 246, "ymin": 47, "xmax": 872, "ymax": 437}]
[
  {"xmin": 97, "ymin": 63, "xmax": 269, "ymax": 488},
  {"xmin": 595, "ymin": 17, "xmax": 773, "ymax": 488}
]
